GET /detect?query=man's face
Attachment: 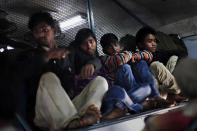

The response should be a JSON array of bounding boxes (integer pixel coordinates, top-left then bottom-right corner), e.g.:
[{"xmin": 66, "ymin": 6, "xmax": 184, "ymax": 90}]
[
  {"xmin": 103, "ymin": 42, "xmax": 121, "ymax": 56},
  {"xmin": 80, "ymin": 36, "xmax": 97, "ymax": 56},
  {"xmin": 140, "ymin": 34, "xmax": 157, "ymax": 53},
  {"xmin": 32, "ymin": 22, "xmax": 55, "ymax": 49}
]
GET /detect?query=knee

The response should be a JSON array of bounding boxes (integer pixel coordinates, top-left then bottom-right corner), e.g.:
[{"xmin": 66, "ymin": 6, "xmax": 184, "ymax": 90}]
[
  {"xmin": 138, "ymin": 60, "xmax": 147, "ymax": 64},
  {"xmin": 145, "ymin": 85, "xmax": 152, "ymax": 96},
  {"xmin": 41, "ymin": 72, "xmax": 57, "ymax": 79},
  {"xmin": 118, "ymin": 64, "xmax": 131, "ymax": 72},
  {"xmin": 94, "ymin": 76, "xmax": 108, "ymax": 92},
  {"xmin": 150, "ymin": 61, "xmax": 164, "ymax": 72},
  {"xmin": 39, "ymin": 72, "xmax": 60, "ymax": 89},
  {"xmin": 107, "ymin": 85, "xmax": 126, "ymax": 97},
  {"xmin": 132, "ymin": 60, "xmax": 149, "ymax": 70},
  {"xmin": 130, "ymin": 84, "xmax": 152, "ymax": 103},
  {"xmin": 122, "ymin": 64, "xmax": 130, "ymax": 69},
  {"xmin": 169, "ymin": 55, "xmax": 178, "ymax": 62},
  {"xmin": 150, "ymin": 61, "xmax": 164, "ymax": 69},
  {"xmin": 104, "ymin": 85, "xmax": 127, "ymax": 102},
  {"xmin": 135, "ymin": 60, "xmax": 148, "ymax": 66}
]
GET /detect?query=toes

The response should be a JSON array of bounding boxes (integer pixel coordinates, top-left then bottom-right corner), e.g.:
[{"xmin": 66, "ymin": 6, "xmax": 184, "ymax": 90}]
[
  {"xmin": 89, "ymin": 104, "xmax": 96, "ymax": 109},
  {"xmin": 87, "ymin": 105, "xmax": 102, "ymax": 118},
  {"xmin": 68, "ymin": 105, "xmax": 101, "ymax": 129},
  {"xmin": 68, "ymin": 119, "xmax": 80, "ymax": 129}
]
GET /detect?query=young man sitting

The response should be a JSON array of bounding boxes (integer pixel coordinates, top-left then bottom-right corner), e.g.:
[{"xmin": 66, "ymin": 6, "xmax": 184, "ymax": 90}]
[
  {"xmin": 135, "ymin": 26, "xmax": 188, "ymax": 104},
  {"xmin": 100, "ymin": 33, "xmax": 172, "ymax": 119},
  {"xmin": 27, "ymin": 12, "xmax": 108, "ymax": 130}
]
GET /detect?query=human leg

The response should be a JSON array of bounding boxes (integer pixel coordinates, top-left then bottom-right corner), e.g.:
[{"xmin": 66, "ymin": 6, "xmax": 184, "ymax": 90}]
[
  {"xmin": 115, "ymin": 63, "xmax": 152, "ymax": 102},
  {"xmin": 150, "ymin": 61, "xmax": 188, "ymax": 104},
  {"xmin": 127, "ymin": 84, "xmax": 152, "ymax": 103},
  {"xmin": 115, "ymin": 64, "xmax": 138, "ymax": 91},
  {"xmin": 132, "ymin": 60, "xmax": 160, "ymax": 97},
  {"xmin": 150, "ymin": 61, "xmax": 180, "ymax": 95},
  {"xmin": 72, "ymin": 76, "xmax": 108, "ymax": 116},
  {"xmin": 132, "ymin": 61, "xmax": 175, "ymax": 108},
  {"xmin": 101, "ymin": 85, "xmax": 142, "ymax": 119},
  {"xmin": 67, "ymin": 105, "xmax": 101, "ymax": 129},
  {"xmin": 34, "ymin": 72, "xmax": 78, "ymax": 130},
  {"xmin": 67, "ymin": 76, "xmax": 108, "ymax": 128},
  {"xmin": 166, "ymin": 55, "xmax": 178, "ymax": 73},
  {"xmin": 101, "ymin": 85, "xmax": 143, "ymax": 114}
]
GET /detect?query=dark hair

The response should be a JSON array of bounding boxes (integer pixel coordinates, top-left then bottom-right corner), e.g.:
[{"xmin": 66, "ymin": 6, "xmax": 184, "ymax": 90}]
[
  {"xmin": 120, "ymin": 34, "xmax": 136, "ymax": 52},
  {"xmin": 136, "ymin": 26, "xmax": 156, "ymax": 46},
  {"xmin": 100, "ymin": 33, "xmax": 118, "ymax": 49},
  {"xmin": 75, "ymin": 28, "xmax": 97, "ymax": 45},
  {"xmin": 28, "ymin": 12, "xmax": 55, "ymax": 31}
]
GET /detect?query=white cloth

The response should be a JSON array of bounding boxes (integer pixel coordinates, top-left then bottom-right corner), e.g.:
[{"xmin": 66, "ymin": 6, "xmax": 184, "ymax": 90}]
[{"xmin": 34, "ymin": 72, "xmax": 108, "ymax": 130}]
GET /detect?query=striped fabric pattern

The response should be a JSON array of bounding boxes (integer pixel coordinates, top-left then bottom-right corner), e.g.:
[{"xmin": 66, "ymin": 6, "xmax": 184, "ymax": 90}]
[
  {"xmin": 132, "ymin": 50, "xmax": 153, "ymax": 63},
  {"xmin": 101, "ymin": 50, "xmax": 153, "ymax": 80}
]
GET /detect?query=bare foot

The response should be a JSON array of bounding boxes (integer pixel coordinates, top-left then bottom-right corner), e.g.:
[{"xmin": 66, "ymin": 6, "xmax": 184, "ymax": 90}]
[
  {"xmin": 49, "ymin": 123, "xmax": 56, "ymax": 131},
  {"xmin": 67, "ymin": 105, "xmax": 101, "ymax": 129},
  {"xmin": 142, "ymin": 97, "xmax": 175, "ymax": 111},
  {"xmin": 102, "ymin": 107, "xmax": 128, "ymax": 120},
  {"xmin": 167, "ymin": 93, "xmax": 189, "ymax": 103},
  {"xmin": 86, "ymin": 105, "xmax": 102, "ymax": 118},
  {"xmin": 154, "ymin": 96, "xmax": 175, "ymax": 107}
]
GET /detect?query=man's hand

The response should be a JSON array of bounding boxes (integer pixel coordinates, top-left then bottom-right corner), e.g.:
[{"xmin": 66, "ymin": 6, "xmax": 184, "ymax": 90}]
[
  {"xmin": 47, "ymin": 48, "xmax": 69, "ymax": 59},
  {"xmin": 79, "ymin": 64, "xmax": 95, "ymax": 79}
]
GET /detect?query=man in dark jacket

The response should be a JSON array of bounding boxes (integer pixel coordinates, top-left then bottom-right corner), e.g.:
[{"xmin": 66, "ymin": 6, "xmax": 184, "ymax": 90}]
[{"xmin": 27, "ymin": 12, "xmax": 108, "ymax": 130}]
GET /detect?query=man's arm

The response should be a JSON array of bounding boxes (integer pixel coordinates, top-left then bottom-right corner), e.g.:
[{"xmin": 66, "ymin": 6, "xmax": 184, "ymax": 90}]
[
  {"xmin": 87, "ymin": 57, "xmax": 102, "ymax": 73},
  {"xmin": 131, "ymin": 50, "xmax": 153, "ymax": 64},
  {"xmin": 79, "ymin": 57, "xmax": 102, "ymax": 79},
  {"xmin": 46, "ymin": 48, "xmax": 70, "ymax": 60},
  {"xmin": 101, "ymin": 51, "xmax": 133, "ymax": 71},
  {"xmin": 101, "ymin": 50, "xmax": 153, "ymax": 71},
  {"xmin": 71, "ymin": 46, "xmax": 102, "ymax": 79}
]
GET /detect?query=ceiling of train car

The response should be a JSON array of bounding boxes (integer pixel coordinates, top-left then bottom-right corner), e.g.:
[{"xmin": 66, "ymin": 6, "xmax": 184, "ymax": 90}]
[
  {"xmin": 1, "ymin": 0, "xmax": 197, "ymax": 29},
  {"xmin": 0, "ymin": 0, "xmax": 88, "ymax": 46},
  {"xmin": 92, "ymin": 0, "xmax": 197, "ymax": 37},
  {"xmin": 119, "ymin": 0, "xmax": 197, "ymax": 27},
  {"xmin": 0, "ymin": 0, "xmax": 86, "ymax": 19},
  {"xmin": 1, "ymin": 0, "xmax": 197, "ymax": 41}
]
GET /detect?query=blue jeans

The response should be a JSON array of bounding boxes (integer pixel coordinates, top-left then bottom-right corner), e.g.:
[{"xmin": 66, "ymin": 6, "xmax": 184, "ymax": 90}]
[
  {"xmin": 101, "ymin": 62, "xmax": 159, "ymax": 115},
  {"xmin": 131, "ymin": 60, "xmax": 159, "ymax": 97},
  {"xmin": 115, "ymin": 64, "xmax": 152, "ymax": 103},
  {"xmin": 101, "ymin": 85, "xmax": 143, "ymax": 115}
]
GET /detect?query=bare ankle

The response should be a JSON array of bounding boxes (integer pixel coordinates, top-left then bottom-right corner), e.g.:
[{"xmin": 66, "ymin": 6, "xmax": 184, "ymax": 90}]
[{"xmin": 102, "ymin": 107, "xmax": 128, "ymax": 120}]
